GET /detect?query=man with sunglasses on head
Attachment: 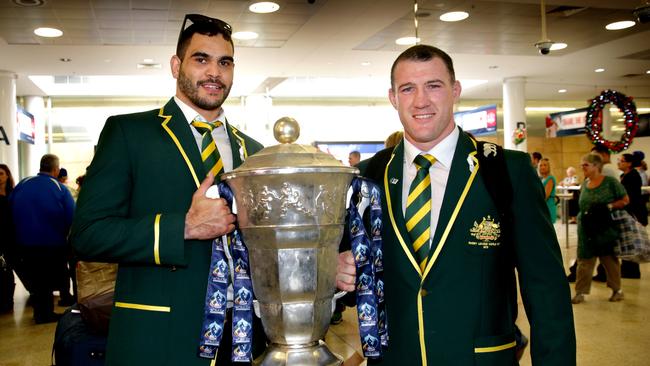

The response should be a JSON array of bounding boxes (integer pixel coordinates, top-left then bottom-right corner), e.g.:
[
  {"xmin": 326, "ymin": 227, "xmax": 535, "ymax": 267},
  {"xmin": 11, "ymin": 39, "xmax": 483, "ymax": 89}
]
[{"xmin": 71, "ymin": 14, "xmax": 265, "ymax": 365}]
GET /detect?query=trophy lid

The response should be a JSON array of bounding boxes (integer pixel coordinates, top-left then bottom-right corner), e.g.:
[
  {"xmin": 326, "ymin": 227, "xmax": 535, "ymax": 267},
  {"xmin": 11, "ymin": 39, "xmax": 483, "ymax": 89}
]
[{"xmin": 222, "ymin": 117, "xmax": 359, "ymax": 179}]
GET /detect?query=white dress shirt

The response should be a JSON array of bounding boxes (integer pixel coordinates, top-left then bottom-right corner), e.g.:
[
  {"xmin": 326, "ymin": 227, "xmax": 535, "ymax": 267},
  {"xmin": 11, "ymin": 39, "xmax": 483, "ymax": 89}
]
[
  {"xmin": 174, "ymin": 96, "xmax": 234, "ymax": 172},
  {"xmin": 402, "ymin": 127, "xmax": 459, "ymax": 249}
]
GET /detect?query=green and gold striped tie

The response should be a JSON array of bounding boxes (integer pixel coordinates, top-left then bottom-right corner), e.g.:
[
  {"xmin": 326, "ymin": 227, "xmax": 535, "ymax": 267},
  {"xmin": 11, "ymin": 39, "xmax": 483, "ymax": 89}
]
[
  {"xmin": 191, "ymin": 119, "xmax": 224, "ymax": 178},
  {"xmin": 405, "ymin": 153, "xmax": 436, "ymax": 272}
]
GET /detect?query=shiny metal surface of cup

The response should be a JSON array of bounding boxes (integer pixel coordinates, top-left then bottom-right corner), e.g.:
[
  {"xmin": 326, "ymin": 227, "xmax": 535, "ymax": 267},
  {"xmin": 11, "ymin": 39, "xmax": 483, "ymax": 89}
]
[{"xmin": 222, "ymin": 118, "xmax": 358, "ymax": 366}]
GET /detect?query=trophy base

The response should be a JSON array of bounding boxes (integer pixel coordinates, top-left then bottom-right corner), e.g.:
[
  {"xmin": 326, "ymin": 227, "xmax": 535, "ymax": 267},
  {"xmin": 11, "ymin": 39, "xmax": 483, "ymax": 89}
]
[{"xmin": 253, "ymin": 340, "xmax": 343, "ymax": 366}]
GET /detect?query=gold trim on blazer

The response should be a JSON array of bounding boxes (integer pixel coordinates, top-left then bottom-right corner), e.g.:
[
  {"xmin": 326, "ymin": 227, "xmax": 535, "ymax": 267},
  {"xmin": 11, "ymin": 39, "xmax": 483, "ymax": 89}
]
[
  {"xmin": 159, "ymin": 107, "xmax": 201, "ymax": 189},
  {"xmin": 474, "ymin": 341, "xmax": 517, "ymax": 353},
  {"xmin": 115, "ymin": 301, "xmax": 171, "ymax": 312},
  {"xmin": 154, "ymin": 213, "xmax": 161, "ymax": 265},
  {"xmin": 228, "ymin": 124, "xmax": 248, "ymax": 160},
  {"xmin": 385, "ymin": 151, "xmax": 422, "ymax": 276}
]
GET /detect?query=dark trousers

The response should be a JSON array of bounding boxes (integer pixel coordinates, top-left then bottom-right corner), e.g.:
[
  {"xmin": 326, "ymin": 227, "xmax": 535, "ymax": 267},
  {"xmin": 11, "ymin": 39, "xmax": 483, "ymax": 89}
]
[{"xmin": 18, "ymin": 245, "xmax": 67, "ymax": 321}]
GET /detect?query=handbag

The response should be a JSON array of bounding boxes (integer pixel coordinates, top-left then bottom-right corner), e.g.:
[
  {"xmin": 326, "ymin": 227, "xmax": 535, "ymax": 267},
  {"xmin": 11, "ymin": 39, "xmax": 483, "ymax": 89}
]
[
  {"xmin": 611, "ymin": 209, "xmax": 650, "ymax": 263},
  {"xmin": 581, "ymin": 204, "xmax": 619, "ymax": 254}
]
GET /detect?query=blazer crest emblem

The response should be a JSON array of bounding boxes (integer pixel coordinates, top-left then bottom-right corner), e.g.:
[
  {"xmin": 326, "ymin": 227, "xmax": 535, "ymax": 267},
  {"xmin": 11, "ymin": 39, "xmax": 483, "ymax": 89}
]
[{"xmin": 468, "ymin": 215, "xmax": 501, "ymax": 248}]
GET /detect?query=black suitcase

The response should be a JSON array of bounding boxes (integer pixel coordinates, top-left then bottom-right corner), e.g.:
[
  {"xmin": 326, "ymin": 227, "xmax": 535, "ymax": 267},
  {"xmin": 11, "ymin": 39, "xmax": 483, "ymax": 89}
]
[{"xmin": 53, "ymin": 305, "xmax": 107, "ymax": 366}]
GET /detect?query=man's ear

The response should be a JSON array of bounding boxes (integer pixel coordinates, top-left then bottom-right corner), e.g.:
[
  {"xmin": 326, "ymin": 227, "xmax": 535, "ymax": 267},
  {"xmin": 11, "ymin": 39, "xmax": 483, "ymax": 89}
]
[
  {"xmin": 171, "ymin": 55, "xmax": 181, "ymax": 79},
  {"xmin": 452, "ymin": 80, "xmax": 462, "ymax": 103},
  {"xmin": 388, "ymin": 87, "xmax": 398, "ymax": 110}
]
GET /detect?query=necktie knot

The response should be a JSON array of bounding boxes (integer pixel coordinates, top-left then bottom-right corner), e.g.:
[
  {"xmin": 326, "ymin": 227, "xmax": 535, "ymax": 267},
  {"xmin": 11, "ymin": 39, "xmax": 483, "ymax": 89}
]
[
  {"xmin": 191, "ymin": 119, "xmax": 225, "ymax": 177},
  {"xmin": 191, "ymin": 120, "xmax": 223, "ymax": 135},
  {"xmin": 414, "ymin": 154, "xmax": 435, "ymax": 171}
]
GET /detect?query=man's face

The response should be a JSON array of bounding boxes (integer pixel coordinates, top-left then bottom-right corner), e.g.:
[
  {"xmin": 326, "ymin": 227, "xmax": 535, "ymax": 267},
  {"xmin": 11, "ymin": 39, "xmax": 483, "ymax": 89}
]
[
  {"xmin": 389, "ymin": 57, "xmax": 461, "ymax": 151},
  {"xmin": 171, "ymin": 33, "xmax": 234, "ymax": 117},
  {"xmin": 348, "ymin": 154, "xmax": 360, "ymax": 166}
]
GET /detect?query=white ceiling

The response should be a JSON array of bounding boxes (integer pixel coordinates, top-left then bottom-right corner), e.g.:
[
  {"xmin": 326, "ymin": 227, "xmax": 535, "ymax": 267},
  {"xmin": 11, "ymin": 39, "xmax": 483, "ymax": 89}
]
[{"xmin": 0, "ymin": 0, "xmax": 649, "ymax": 101}]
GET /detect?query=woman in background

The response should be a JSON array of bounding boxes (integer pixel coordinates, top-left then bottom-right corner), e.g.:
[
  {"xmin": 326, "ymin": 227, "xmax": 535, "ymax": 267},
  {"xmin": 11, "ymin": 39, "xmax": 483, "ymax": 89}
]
[
  {"xmin": 0, "ymin": 164, "xmax": 16, "ymax": 313},
  {"xmin": 573, "ymin": 154, "xmax": 628, "ymax": 304},
  {"xmin": 617, "ymin": 153, "xmax": 646, "ymax": 279},
  {"xmin": 539, "ymin": 158, "xmax": 557, "ymax": 222}
]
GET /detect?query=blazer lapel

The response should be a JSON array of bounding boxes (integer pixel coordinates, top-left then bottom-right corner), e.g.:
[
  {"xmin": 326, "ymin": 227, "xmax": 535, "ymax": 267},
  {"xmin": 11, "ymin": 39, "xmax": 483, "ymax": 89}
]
[
  {"xmin": 384, "ymin": 141, "xmax": 423, "ymax": 277},
  {"xmin": 422, "ymin": 129, "xmax": 480, "ymax": 281},
  {"xmin": 159, "ymin": 98, "xmax": 204, "ymax": 189},
  {"xmin": 224, "ymin": 119, "xmax": 247, "ymax": 169}
]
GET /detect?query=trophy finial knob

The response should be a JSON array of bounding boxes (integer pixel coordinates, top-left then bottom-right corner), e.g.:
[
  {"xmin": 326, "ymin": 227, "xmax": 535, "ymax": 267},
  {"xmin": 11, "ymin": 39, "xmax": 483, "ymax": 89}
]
[{"xmin": 273, "ymin": 117, "xmax": 300, "ymax": 144}]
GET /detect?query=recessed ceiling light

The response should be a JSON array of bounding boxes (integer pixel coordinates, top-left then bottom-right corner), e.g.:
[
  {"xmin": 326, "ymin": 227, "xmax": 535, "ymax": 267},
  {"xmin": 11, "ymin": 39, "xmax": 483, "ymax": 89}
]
[
  {"xmin": 488, "ymin": 65, "xmax": 499, "ymax": 70},
  {"xmin": 233, "ymin": 31, "xmax": 259, "ymax": 40},
  {"xmin": 558, "ymin": 89, "xmax": 567, "ymax": 93},
  {"xmin": 34, "ymin": 27, "xmax": 63, "ymax": 38},
  {"xmin": 594, "ymin": 68, "xmax": 605, "ymax": 73},
  {"xmin": 59, "ymin": 58, "xmax": 71, "ymax": 62},
  {"xmin": 249, "ymin": 2, "xmax": 280, "ymax": 13},
  {"xmin": 361, "ymin": 61, "xmax": 371, "ymax": 66},
  {"xmin": 646, "ymin": 70, "xmax": 650, "ymax": 74},
  {"xmin": 605, "ymin": 20, "xmax": 635, "ymax": 30},
  {"xmin": 550, "ymin": 42, "xmax": 567, "ymax": 51},
  {"xmin": 137, "ymin": 63, "xmax": 162, "ymax": 69},
  {"xmin": 143, "ymin": 58, "xmax": 154, "ymax": 63},
  {"xmin": 439, "ymin": 11, "xmax": 469, "ymax": 22},
  {"xmin": 395, "ymin": 36, "xmax": 420, "ymax": 46}
]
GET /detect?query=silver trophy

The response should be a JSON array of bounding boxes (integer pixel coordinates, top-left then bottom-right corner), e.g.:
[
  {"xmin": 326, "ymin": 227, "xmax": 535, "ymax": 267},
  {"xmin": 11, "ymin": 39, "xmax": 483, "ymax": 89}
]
[{"xmin": 222, "ymin": 117, "xmax": 358, "ymax": 365}]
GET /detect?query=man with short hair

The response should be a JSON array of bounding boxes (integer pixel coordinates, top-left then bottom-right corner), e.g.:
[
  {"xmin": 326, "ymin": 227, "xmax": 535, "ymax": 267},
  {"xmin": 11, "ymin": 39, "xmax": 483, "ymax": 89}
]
[
  {"xmin": 336, "ymin": 45, "xmax": 575, "ymax": 365},
  {"xmin": 71, "ymin": 14, "xmax": 264, "ymax": 365},
  {"xmin": 591, "ymin": 144, "xmax": 621, "ymax": 178},
  {"xmin": 10, "ymin": 154, "xmax": 75, "ymax": 323},
  {"xmin": 348, "ymin": 150, "xmax": 361, "ymax": 166}
]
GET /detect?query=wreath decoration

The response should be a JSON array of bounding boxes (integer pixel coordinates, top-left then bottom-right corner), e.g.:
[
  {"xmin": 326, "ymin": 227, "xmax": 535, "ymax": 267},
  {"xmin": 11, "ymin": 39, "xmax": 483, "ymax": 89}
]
[
  {"xmin": 513, "ymin": 125, "xmax": 526, "ymax": 145},
  {"xmin": 585, "ymin": 89, "xmax": 639, "ymax": 153}
]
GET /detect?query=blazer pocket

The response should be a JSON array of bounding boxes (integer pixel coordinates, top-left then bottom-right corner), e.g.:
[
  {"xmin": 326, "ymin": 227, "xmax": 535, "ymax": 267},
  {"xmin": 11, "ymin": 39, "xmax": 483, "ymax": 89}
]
[{"xmin": 473, "ymin": 332, "xmax": 517, "ymax": 365}]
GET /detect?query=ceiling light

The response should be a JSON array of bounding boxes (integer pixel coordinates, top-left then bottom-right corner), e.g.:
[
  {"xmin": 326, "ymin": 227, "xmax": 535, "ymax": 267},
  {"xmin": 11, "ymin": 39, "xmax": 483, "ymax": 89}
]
[
  {"xmin": 646, "ymin": 70, "xmax": 650, "ymax": 74},
  {"xmin": 594, "ymin": 68, "xmax": 605, "ymax": 73},
  {"xmin": 233, "ymin": 31, "xmax": 259, "ymax": 40},
  {"xmin": 439, "ymin": 11, "xmax": 469, "ymax": 22},
  {"xmin": 605, "ymin": 20, "xmax": 636, "ymax": 30},
  {"xmin": 395, "ymin": 37, "xmax": 420, "ymax": 46},
  {"xmin": 550, "ymin": 42, "xmax": 567, "ymax": 51},
  {"xmin": 59, "ymin": 58, "xmax": 71, "ymax": 62},
  {"xmin": 249, "ymin": 2, "xmax": 280, "ymax": 13},
  {"xmin": 34, "ymin": 27, "xmax": 63, "ymax": 38},
  {"xmin": 558, "ymin": 89, "xmax": 567, "ymax": 93},
  {"xmin": 361, "ymin": 61, "xmax": 371, "ymax": 66},
  {"xmin": 143, "ymin": 58, "xmax": 154, "ymax": 63},
  {"xmin": 488, "ymin": 65, "xmax": 499, "ymax": 70},
  {"xmin": 137, "ymin": 63, "xmax": 162, "ymax": 69}
]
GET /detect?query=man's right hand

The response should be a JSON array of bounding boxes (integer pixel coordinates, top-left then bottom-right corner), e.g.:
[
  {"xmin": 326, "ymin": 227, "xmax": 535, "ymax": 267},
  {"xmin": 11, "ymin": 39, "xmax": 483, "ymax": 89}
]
[
  {"xmin": 184, "ymin": 174, "xmax": 235, "ymax": 240},
  {"xmin": 336, "ymin": 250, "xmax": 356, "ymax": 292}
]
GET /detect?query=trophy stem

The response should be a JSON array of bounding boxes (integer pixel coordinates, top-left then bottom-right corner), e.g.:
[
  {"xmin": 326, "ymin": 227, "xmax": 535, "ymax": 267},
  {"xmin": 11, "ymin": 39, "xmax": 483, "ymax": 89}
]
[{"xmin": 253, "ymin": 340, "xmax": 343, "ymax": 366}]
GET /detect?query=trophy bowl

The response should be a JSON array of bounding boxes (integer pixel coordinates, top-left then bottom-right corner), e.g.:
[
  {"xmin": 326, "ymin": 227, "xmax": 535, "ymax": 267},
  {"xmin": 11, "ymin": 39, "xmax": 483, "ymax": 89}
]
[{"xmin": 222, "ymin": 117, "xmax": 358, "ymax": 366}]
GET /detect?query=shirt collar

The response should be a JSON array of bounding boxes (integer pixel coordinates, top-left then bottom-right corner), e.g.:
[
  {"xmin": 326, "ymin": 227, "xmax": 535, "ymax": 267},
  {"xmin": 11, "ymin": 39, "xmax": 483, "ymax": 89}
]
[
  {"xmin": 404, "ymin": 126, "xmax": 459, "ymax": 169},
  {"xmin": 174, "ymin": 96, "xmax": 226, "ymax": 125}
]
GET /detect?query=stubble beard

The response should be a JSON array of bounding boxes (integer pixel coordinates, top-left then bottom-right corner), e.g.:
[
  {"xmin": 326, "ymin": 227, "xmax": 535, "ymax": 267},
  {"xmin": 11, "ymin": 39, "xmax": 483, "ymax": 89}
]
[{"xmin": 177, "ymin": 68, "xmax": 231, "ymax": 111}]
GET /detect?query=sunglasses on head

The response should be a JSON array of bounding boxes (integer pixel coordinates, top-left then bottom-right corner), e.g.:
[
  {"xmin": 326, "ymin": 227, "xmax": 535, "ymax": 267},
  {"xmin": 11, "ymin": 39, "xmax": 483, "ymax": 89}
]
[{"xmin": 179, "ymin": 14, "xmax": 232, "ymax": 38}]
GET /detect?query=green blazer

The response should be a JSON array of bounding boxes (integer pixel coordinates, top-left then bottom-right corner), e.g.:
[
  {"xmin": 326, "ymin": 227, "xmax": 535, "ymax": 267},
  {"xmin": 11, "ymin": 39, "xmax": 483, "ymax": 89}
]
[
  {"xmin": 70, "ymin": 98, "xmax": 264, "ymax": 366},
  {"xmin": 361, "ymin": 130, "xmax": 575, "ymax": 366}
]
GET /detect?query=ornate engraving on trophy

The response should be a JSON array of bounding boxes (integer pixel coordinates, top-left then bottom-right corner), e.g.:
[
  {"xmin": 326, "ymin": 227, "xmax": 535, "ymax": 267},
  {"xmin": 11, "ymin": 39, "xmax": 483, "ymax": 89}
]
[{"xmin": 315, "ymin": 184, "xmax": 338, "ymax": 221}]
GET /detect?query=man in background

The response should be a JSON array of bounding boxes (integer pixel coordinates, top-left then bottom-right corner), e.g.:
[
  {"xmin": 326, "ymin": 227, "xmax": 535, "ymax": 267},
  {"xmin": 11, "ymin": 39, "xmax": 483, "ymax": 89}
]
[
  {"xmin": 10, "ymin": 154, "xmax": 75, "ymax": 323},
  {"xmin": 348, "ymin": 150, "xmax": 361, "ymax": 167}
]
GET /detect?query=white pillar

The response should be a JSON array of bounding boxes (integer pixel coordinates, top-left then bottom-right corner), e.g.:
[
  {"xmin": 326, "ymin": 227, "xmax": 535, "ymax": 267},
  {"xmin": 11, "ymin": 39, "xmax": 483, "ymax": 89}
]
[
  {"xmin": 0, "ymin": 71, "xmax": 18, "ymax": 177},
  {"xmin": 502, "ymin": 77, "xmax": 527, "ymax": 152}
]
